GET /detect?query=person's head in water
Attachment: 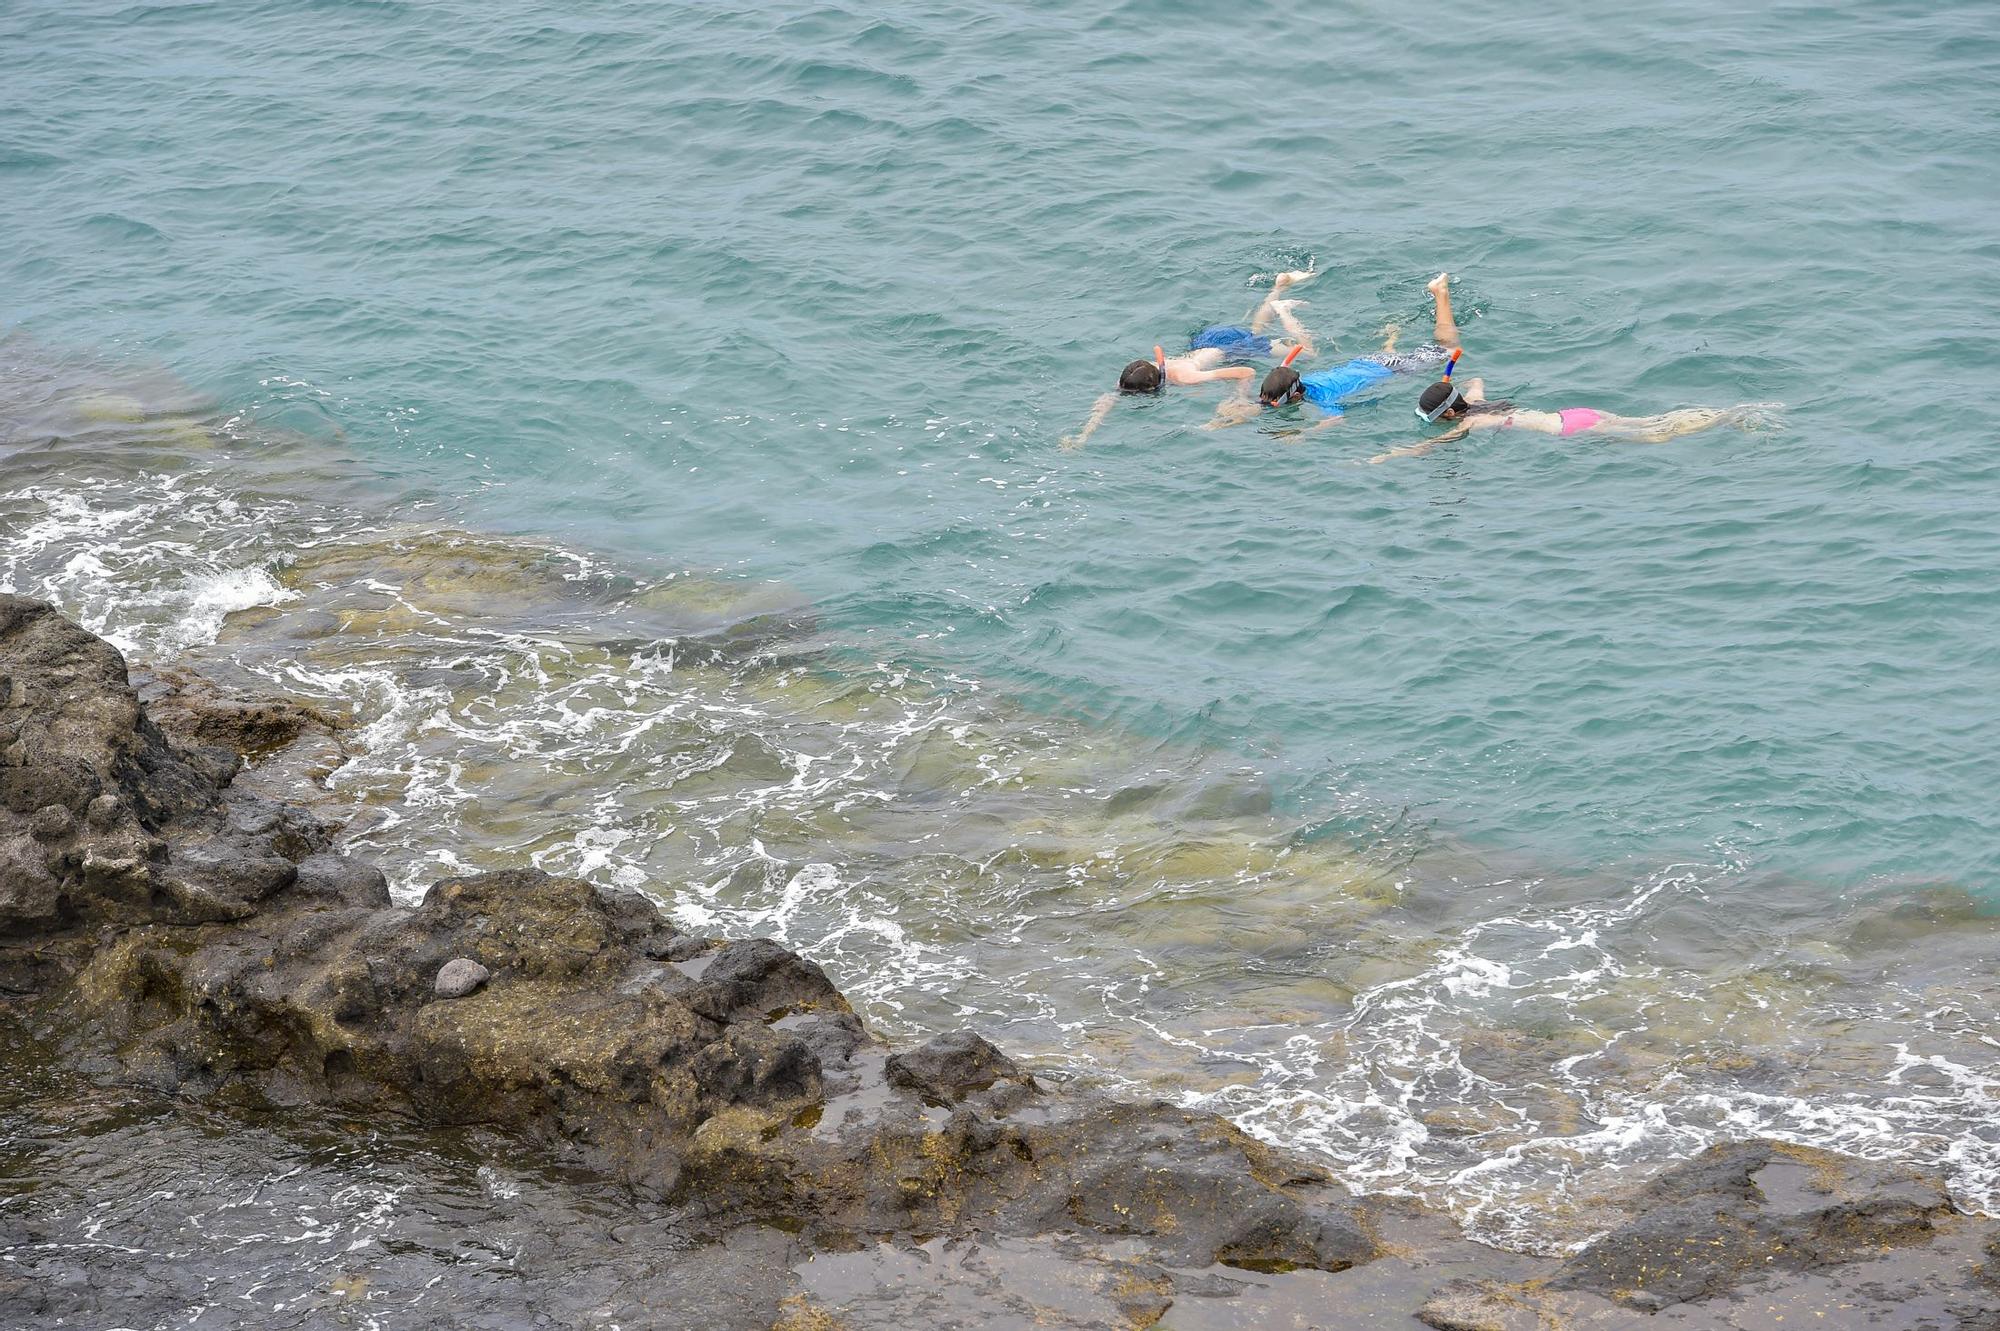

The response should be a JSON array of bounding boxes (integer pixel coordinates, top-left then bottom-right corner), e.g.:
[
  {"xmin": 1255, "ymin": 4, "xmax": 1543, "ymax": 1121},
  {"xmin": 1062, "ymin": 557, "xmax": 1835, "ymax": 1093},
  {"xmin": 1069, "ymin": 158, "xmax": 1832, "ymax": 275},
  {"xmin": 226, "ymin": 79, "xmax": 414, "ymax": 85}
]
[
  {"xmin": 1258, "ymin": 346, "xmax": 1308, "ymax": 406},
  {"xmin": 1260, "ymin": 365, "xmax": 1303, "ymax": 406},
  {"xmin": 1417, "ymin": 379, "xmax": 1465, "ymax": 421},
  {"xmin": 1119, "ymin": 359, "xmax": 1164, "ymax": 393}
]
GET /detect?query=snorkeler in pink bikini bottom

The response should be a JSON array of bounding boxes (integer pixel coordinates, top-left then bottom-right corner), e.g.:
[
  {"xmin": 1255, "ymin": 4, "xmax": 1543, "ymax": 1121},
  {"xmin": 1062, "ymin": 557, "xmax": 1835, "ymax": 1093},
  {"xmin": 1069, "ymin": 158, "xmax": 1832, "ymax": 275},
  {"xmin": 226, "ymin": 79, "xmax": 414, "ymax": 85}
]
[
  {"xmin": 1557, "ymin": 407, "xmax": 1604, "ymax": 436},
  {"xmin": 1369, "ymin": 374, "xmax": 1780, "ymax": 463}
]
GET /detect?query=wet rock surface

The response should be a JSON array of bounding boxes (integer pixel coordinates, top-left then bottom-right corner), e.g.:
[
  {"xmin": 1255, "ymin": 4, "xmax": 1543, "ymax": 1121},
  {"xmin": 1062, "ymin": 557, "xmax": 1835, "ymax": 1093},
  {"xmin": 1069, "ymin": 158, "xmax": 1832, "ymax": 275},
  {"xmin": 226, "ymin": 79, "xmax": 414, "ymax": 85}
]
[
  {"xmin": 884, "ymin": 1029, "xmax": 1027, "ymax": 1104},
  {"xmin": 4, "ymin": 593, "xmax": 1997, "ymax": 1330},
  {"xmin": 1417, "ymin": 1141, "xmax": 2000, "ymax": 1330},
  {"xmin": 1552, "ymin": 1139, "xmax": 1952, "ymax": 1307}
]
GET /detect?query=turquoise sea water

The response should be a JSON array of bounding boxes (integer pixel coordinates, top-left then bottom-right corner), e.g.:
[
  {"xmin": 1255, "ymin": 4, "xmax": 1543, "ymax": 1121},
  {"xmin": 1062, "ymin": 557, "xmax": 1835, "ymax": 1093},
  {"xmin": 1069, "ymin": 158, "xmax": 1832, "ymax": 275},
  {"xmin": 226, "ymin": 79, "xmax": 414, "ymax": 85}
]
[
  {"xmin": 6, "ymin": 0, "xmax": 1999, "ymax": 886},
  {"xmin": 7, "ymin": 0, "xmax": 2000, "ymax": 1253}
]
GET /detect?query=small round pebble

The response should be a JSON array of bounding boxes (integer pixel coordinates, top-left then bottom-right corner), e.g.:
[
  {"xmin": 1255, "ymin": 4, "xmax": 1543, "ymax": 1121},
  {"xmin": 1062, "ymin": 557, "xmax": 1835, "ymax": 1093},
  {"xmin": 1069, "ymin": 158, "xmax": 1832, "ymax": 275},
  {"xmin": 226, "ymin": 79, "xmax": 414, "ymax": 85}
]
[{"xmin": 434, "ymin": 958, "xmax": 491, "ymax": 999}]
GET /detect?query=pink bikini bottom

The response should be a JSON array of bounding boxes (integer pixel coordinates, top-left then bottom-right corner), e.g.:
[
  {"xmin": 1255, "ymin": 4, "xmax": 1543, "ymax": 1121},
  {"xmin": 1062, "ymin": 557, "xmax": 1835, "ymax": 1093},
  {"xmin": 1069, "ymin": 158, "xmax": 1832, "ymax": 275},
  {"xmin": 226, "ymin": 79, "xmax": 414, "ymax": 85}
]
[{"xmin": 1558, "ymin": 408, "xmax": 1605, "ymax": 436}]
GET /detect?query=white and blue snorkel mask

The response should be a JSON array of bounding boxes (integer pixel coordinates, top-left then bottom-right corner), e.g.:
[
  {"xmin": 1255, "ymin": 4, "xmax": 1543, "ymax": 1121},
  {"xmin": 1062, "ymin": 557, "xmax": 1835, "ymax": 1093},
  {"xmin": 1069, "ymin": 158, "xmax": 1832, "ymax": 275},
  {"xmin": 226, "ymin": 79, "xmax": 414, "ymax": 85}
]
[{"xmin": 1416, "ymin": 385, "xmax": 1464, "ymax": 423}]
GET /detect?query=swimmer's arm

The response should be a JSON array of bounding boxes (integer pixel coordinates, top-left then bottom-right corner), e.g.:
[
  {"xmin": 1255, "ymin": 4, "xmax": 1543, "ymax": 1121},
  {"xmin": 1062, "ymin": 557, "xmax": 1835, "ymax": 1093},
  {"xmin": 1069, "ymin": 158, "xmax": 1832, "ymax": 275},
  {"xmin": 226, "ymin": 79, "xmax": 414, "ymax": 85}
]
[
  {"xmin": 1291, "ymin": 413, "xmax": 1346, "ymax": 438},
  {"xmin": 1062, "ymin": 393, "xmax": 1117, "ymax": 451},
  {"xmin": 1202, "ymin": 392, "xmax": 1261, "ymax": 431},
  {"xmin": 1378, "ymin": 322, "xmax": 1400, "ymax": 355},
  {"xmin": 1367, "ymin": 421, "xmax": 1471, "ymax": 464},
  {"xmin": 1178, "ymin": 365, "xmax": 1256, "ymax": 385},
  {"xmin": 1463, "ymin": 377, "xmax": 1486, "ymax": 403}
]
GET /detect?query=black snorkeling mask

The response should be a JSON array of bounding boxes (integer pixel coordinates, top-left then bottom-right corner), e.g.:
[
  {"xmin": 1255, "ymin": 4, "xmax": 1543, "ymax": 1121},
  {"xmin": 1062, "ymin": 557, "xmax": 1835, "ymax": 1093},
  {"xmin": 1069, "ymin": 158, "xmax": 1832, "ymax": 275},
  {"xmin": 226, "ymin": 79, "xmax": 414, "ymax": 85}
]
[{"xmin": 1260, "ymin": 346, "xmax": 1306, "ymax": 406}]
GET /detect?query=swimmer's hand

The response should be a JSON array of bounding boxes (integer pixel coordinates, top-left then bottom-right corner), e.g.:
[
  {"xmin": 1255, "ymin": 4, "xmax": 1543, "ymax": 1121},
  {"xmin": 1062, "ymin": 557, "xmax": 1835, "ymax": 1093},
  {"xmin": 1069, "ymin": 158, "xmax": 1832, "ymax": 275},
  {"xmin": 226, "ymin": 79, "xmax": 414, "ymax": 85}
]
[{"xmin": 1368, "ymin": 440, "xmax": 1437, "ymax": 464}]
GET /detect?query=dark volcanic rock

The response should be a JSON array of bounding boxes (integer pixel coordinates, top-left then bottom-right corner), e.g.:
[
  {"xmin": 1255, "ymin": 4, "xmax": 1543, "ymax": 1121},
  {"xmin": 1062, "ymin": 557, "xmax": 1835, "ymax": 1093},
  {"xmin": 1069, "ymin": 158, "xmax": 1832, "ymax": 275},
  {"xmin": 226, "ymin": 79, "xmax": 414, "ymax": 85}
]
[
  {"xmin": 291, "ymin": 852, "xmax": 391, "ymax": 908},
  {"xmin": 1421, "ymin": 1139, "xmax": 2000, "ymax": 1330},
  {"xmin": 0, "ymin": 595, "xmax": 1390, "ymax": 1281},
  {"xmin": 885, "ymin": 1029, "xmax": 1026, "ymax": 1104},
  {"xmin": 1550, "ymin": 1139, "xmax": 1950, "ymax": 1308},
  {"xmin": 687, "ymin": 936, "xmax": 845, "ymax": 1022},
  {"xmin": 9, "ymin": 592, "xmax": 1999, "ymax": 1330},
  {"xmin": 0, "ymin": 595, "xmax": 326, "ymax": 938}
]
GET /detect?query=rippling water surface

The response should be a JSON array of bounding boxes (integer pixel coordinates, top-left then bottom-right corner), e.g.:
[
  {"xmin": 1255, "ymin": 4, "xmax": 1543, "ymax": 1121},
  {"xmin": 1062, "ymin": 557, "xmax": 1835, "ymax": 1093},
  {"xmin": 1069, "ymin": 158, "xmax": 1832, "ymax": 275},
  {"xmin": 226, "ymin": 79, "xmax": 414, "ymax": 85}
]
[{"xmin": 5, "ymin": 0, "xmax": 2000, "ymax": 1257}]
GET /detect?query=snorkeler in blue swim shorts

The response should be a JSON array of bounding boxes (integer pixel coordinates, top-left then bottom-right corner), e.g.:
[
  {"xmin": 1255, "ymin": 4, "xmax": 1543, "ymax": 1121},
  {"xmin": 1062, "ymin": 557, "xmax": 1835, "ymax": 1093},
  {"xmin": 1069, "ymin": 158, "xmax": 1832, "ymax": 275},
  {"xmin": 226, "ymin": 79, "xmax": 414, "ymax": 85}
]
[
  {"xmin": 1206, "ymin": 273, "xmax": 1462, "ymax": 432},
  {"xmin": 1063, "ymin": 268, "xmax": 1318, "ymax": 449}
]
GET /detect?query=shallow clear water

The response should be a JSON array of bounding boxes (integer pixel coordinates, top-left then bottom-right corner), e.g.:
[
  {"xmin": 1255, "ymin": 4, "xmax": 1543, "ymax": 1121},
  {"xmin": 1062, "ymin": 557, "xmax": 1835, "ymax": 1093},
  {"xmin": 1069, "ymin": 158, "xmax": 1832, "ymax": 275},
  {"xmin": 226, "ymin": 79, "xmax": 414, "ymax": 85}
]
[{"xmin": 5, "ymin": 0, "xmax": 2000, "ymax": 1255}]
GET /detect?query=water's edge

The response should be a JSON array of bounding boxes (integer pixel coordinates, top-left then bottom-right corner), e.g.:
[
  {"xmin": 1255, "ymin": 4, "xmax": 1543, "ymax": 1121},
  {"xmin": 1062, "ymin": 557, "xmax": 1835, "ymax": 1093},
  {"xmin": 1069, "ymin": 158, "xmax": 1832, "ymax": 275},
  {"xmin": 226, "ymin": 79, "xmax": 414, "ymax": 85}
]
[{"xmin": 4, "ymin": 594, "xmax": 1994, "ymax": 1330}]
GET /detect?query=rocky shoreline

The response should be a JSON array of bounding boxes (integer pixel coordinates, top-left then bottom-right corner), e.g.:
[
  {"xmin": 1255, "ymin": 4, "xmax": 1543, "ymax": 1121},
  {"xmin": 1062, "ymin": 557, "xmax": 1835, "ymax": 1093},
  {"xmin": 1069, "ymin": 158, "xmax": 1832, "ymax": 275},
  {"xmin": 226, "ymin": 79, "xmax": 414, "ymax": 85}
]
[{"xmin": 3, "ymin": 591, "xmax": 1996, "ymax": 1329}]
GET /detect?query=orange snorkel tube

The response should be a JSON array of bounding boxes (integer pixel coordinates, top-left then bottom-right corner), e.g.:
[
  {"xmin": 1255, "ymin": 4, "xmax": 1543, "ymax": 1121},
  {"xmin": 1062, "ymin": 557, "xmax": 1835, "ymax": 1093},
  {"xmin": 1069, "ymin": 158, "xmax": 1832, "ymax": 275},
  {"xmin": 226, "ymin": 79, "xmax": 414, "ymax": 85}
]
[{"xmin": 1281, "ymin": 344, "xmax": 1304, "ymax": 369}]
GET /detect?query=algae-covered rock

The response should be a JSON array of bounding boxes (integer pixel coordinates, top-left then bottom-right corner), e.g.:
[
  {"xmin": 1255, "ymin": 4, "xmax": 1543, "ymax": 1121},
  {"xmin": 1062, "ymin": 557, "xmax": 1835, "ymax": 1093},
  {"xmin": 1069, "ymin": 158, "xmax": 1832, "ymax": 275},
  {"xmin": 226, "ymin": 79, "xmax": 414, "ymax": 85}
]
[{"xmin": 134, "ymin": 663, "xmax": 345, "ymax": 760}]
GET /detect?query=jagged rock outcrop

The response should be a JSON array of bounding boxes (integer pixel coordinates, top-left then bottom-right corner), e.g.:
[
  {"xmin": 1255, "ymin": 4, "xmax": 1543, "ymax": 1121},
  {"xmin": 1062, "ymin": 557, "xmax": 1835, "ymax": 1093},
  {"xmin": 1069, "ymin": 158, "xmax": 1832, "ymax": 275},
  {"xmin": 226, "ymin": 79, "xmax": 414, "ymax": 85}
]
[
  {"xmin": 0, "ymin": 593, "xmax": 1393, "ymax": 1295},
  {"xmin": 0, "ymin": 595, "xmax": 329, "ymax": 951},
  {"xmin": 1552, "ymin": 1139, "xmax": 1952, "ymax": 1307},
  {"xmin": 7, "ymin": 593, "xmax": 1998, "ymax": 1330}
]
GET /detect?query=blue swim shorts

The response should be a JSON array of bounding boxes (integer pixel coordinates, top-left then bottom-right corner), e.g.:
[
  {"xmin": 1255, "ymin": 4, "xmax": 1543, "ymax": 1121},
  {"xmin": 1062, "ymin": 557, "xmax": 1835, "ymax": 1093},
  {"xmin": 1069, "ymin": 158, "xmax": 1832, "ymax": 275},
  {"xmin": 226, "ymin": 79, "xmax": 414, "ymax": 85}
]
[{"xmin": 1189, "ymin": 324, "xmax": 1275, "ymax": 360}]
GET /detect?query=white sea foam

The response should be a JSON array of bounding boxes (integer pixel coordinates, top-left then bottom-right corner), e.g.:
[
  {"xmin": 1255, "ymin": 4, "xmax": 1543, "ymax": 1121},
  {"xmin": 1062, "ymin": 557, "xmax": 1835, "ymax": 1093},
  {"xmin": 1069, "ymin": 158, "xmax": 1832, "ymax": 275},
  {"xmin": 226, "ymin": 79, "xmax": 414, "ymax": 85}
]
[{"xmin": 2, "ymin": 476, "xmax": 301, "ymax": 655}]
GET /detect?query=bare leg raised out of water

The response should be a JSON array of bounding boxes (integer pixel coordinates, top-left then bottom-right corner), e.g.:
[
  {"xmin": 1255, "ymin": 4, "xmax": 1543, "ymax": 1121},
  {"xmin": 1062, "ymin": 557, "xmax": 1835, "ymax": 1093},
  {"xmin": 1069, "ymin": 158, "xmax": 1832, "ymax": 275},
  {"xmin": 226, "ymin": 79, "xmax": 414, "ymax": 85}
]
[
  {"xmin": 1265, "ymin": 299, "xmax": 1316, "ymax": 358},
  {"xmin": 1248, "ymin": 268, "xmax": 1316, "ymax": 333},
  {"xmin": 1428, "ymin": 272, "xmax": 1461, "ymax": 350}
]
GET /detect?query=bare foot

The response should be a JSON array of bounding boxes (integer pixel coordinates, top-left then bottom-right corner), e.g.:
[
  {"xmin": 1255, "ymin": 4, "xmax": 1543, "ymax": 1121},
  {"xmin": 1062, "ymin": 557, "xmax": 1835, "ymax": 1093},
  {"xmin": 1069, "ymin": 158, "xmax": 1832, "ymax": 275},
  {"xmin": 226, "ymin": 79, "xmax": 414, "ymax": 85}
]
[{"xmin": 1427, "ymin": 272, "xmax": 1450, "ymax": 298}]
